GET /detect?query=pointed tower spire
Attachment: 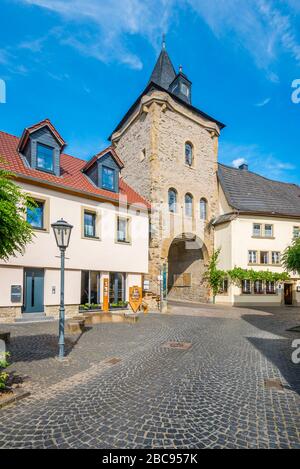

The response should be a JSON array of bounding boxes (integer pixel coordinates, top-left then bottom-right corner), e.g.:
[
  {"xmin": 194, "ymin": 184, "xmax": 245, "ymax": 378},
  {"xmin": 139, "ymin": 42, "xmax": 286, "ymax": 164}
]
[{"xmin": 148, "ymin": 37, "xmax": 176, "ymax": 90}]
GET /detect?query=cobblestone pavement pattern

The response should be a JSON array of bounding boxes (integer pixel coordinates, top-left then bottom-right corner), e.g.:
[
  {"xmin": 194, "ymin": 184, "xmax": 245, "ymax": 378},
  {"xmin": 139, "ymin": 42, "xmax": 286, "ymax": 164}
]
[{"xmin": 0, "ymin": 305, "xmax": 299, "ymax": 449}]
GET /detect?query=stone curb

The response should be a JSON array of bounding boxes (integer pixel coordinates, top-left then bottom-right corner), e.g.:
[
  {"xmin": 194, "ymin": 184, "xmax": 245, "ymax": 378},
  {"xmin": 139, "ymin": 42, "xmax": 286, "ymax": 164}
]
[{"xmin": 0, "ymin": 388, "xmax": 31, "ymax": 410}]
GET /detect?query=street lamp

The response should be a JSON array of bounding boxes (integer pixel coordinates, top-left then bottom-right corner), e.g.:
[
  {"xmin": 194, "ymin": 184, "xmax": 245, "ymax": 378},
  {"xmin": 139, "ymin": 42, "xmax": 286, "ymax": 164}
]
[{"xmin": 51, "ymin": 218, "xmax": 73, "ymax": 359}]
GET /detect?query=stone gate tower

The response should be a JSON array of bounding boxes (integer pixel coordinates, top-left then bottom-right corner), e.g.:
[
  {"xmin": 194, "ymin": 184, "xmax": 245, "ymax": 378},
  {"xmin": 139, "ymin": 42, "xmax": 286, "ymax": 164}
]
[{"xmin": 110, "ymin": 42, "xmax": 225, "ymax": 303}]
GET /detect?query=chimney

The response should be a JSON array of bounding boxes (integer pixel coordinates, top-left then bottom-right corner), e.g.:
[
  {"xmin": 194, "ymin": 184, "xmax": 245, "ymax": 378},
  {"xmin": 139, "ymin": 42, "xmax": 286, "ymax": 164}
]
[{"xmin": 239, "ymin": 163, "xmax": 248, "ymax": 171}]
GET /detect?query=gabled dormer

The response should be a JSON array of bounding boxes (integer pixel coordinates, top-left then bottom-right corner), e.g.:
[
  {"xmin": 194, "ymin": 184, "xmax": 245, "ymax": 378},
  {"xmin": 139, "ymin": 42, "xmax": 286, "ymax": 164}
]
[
  {"xmin": 83, "ymin": 147, "xmax": 124, "ymax": 193},
  {"xmin": 169, "ymin": 67, "xmax": 192, "ymax": 104},
  {"xmin": 18, "ymin": 119, "xmax": 66, "ymax": 176}
]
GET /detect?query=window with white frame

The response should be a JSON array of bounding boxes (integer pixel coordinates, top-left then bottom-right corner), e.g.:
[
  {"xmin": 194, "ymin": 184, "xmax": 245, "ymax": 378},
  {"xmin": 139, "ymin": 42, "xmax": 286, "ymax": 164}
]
[
  {"xmin": 117, "ymin": 216, "xmax": 130, "ymax": 243},
  {"xmin": 264, "ymin": 224, "xmax": 273, "ymax": 237},
  {"xmin": 253, "ymin": 223, "xmax": 262, "ymax": 237},
  {"xmin": 219, "ymin": 278, "xmax": 229, "ymax": 294},
  {"xmin": 242, "ymin": 279, "xmax": 251, "ymax": 294},
  {"xmin": 254, "ymin": 280, "xmax": 264, "ymax": 294},
  {"xmin": 293, "ymin": 226, "xmax": 300, "ymax": 238},
  {"xmin": 248, "ymin": 250, "xmax": 257, "ymax": 264},
  {"xmin": 272, "ymin": 251, "xmax": 281, "ymax": 265},
  {"xmin": 266, "ymin": 281, "xmax": 276, "ymax": 294},
  {"xmin": 260, "ymin": 251, "xmax": 269, "ymax": 264}
]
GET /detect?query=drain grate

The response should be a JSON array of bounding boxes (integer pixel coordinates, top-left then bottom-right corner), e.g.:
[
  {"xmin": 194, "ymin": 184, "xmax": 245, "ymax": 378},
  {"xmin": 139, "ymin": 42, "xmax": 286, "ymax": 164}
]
[
  {"xmin": 264, "ymin": 379, "xmax": 284, "ymax": 391},
  {"xmin": 163, "ymin": 341, "xmax": 192, "ymax": 350}
]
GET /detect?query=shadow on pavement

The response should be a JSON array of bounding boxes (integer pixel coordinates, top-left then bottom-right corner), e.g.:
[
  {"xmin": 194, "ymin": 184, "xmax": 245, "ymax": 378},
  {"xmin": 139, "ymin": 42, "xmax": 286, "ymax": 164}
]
[
  {"xmin": 242, "ymin": 310, "xmax": 300, "ymax": 396},
  {"xmin": 6, "ymin": 328, "xmax": 92, "ymax": 363}
]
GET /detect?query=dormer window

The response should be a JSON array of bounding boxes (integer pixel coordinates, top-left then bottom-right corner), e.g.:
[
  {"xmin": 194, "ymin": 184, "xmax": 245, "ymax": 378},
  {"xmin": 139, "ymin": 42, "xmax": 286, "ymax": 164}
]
[
  {"xmin": 181, "ymin": 83, "xmax": 189, "ymax": 97},
  {"xmin": 83, "ymin": 147, "xmax": 123, "ymax": 193},
  {"xmin": 36, "ymin": 143, "xmax": 54, "ymax": 172},
  {"xmin": 102, "ymin": 166, "xmax": 115, "ymax": 191},
  {"xmin": 18, "ymin": 120, "xmax": 65, "ymax": 176}
]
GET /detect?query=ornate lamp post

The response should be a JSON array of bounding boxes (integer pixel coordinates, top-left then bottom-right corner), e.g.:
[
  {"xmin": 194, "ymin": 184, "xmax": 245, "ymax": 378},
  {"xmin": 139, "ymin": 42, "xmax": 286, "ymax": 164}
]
[{"xmin": 51, "ymin": 219, "xmax": 73, "ymax": 359}]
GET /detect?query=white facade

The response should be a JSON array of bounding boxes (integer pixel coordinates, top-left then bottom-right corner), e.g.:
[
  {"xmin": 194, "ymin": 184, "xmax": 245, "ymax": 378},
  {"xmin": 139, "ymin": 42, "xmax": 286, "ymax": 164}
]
[
  {"xmin": 0, "ymin": 182, "xmax": 149, "ymax": 322},
  {"xmin": 215, "ymin": 186, "xmax": 300, "ymax": 306}
]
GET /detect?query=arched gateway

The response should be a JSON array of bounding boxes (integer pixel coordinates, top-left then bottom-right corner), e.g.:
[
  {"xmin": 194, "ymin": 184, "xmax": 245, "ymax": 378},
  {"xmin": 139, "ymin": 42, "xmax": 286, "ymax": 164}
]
[{"xmin": 166, "ymin": 233, "xmax": 209, "ymax": 303}]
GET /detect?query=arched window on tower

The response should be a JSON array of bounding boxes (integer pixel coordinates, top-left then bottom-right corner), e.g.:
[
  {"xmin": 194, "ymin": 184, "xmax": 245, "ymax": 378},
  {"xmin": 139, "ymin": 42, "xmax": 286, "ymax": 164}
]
[
  {"xmin": 185, "ymin": 193, "xmax": 193, "ymax": 217},
  {"xmin": 200, "ymin": 198, "xmax": 208, "ymax": 220},
  {"xmin": 168, "ymin": 188, "xmax": 177, "ymax": 213},
  {"xmin": 185, "ymin": 142, "xmax": 193, "ymax": 167}
]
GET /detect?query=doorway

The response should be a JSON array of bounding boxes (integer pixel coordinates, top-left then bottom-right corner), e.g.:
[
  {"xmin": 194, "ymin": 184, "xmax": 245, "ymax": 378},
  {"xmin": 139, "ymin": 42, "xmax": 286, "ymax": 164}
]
[
  {"xmin": 23, "ymin": 268, "xmax": 44, "ymax": 313},
  {"xmin": 109, "ymin": 273, "xmax": 125, "ymax": 305},
  {"xmin": 284, "ymin": 283, "xmax": 293, "ymax": 305}
]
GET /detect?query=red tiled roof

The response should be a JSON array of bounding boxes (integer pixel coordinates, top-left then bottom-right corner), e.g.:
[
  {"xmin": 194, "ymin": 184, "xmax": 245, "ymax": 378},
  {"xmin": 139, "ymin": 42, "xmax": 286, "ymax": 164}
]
[
  {"xmin": 0, "ymin": 130, "xmax": 150, "ymax": 208},
  {"xmin": 18, "ymin": 118, "xmax": 66, "ymax": 153}
]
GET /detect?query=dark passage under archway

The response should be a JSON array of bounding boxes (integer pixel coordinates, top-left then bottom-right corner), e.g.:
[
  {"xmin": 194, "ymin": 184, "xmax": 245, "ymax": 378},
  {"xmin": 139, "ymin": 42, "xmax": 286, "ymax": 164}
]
[{"xmin": 167, "ymin": 234, "xmax": 208, "ymax": 303}]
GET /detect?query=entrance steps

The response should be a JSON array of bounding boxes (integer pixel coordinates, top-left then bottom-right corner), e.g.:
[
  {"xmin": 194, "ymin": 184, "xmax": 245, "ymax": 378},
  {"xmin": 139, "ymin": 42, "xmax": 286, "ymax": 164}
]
[{"xmin": 15, "ymin": 313, "xmax": 55, "ymax": 324}]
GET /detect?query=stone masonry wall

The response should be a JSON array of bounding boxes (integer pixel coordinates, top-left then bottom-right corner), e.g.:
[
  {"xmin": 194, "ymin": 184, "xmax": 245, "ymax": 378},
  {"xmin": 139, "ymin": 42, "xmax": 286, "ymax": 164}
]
[
  {"xmin": 45, "ymin": 305, "xmax": 79, "ymax": 319},
  {"xmin": 112, "ymin": 90, "xmax": 220, "ymax": 304},
  {"xmin": 0, "ymin": 307, "xmax": 22, "ymax": 324},
  {"xmin": 113, "ymin": 103, "xmax": 152, "ymax": 201}
]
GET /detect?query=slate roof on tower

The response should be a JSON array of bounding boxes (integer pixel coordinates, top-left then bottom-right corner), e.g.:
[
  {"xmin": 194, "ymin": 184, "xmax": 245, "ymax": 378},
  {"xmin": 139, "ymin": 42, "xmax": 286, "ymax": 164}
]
[
  {"xmin": 148, "ymin": 46, "xmax": 176, "ymax": 90},
  {"xmin": 109, "ymin": 44, "xmax": 225, "ymax": 139}
]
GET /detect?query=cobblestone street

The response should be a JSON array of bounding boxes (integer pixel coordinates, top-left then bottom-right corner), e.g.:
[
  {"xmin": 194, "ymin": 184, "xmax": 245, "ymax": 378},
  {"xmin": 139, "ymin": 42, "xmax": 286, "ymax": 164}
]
[{"xmin": 0, "ymin": 305, "xmax": 299, "ymax": 449}]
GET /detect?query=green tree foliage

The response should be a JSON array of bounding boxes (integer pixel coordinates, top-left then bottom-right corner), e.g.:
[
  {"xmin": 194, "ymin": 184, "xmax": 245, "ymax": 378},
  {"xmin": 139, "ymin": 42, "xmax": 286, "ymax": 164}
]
[
  {"xmin": 0, "ymin": 166, "xmax": 34, "ymax": 260},
  {"xmin": 282, "ymin": 238, "xmax": 300, "ymax": 275},
  {"xmin": 0, "ymin": 352, "xmax": 10, "ymax": 390},
  {"xmin": 204, "ymin": 248, "xmax": 226, "ymax": 303}
]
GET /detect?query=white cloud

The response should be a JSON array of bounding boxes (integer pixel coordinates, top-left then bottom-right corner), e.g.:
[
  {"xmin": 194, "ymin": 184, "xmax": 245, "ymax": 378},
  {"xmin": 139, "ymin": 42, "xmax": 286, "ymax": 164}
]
[
  {"xmin": 0, "ymin": 49, "xmax": 10, "ymax": 65},
  {"xmin": 15, "ymin": 0, "xmax": 300, "ymax": 74},
  {"xmin": 232, "ymin": 158, "xmax": 247, "ymax": 168},
  {"xmin": 20, "ymin": 0, "xmax": 176, "ymax": 69},
  {"xmin": 220, "ymin": 142, "xmax": 296, "ymax": 181},
  {"xmin": 186, "ymin": 0, "xmax": 300, "ymax": 77},
  {"xmin": 18, "ymin": 36, "xmax": 47, "ymax": 53},
  {"xmin": 255, "ymin": 98, "xmax": 271, "ymax": 107}
]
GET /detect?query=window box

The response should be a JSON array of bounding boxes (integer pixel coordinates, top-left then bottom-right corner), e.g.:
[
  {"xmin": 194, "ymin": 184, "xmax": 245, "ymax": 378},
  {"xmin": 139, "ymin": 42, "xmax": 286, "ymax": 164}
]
[
  {"xmin": 79, "ymin": 304, "xmax": 102, "ymax": 312},
  {"xmin": 109, "ymin": 301, "xmax": 129, "ymax": 310}
]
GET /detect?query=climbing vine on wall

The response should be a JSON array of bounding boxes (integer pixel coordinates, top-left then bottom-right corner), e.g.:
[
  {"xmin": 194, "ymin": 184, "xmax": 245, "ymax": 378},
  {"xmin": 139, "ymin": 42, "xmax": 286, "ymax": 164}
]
[
  {"xmin": 205, "ymin": 249, "xmax": 290, "ymax": 300},
  {"xmin": 227, "ymin": 267, "xmax": 290, "ymax": 285}
]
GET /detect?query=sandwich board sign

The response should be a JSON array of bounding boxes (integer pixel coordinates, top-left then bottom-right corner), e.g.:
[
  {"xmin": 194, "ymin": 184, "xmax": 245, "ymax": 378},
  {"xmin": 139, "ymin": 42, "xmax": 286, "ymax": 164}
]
[{"xmin": 129, "ymin": 286, "xmax": 142, "ymax": 313}]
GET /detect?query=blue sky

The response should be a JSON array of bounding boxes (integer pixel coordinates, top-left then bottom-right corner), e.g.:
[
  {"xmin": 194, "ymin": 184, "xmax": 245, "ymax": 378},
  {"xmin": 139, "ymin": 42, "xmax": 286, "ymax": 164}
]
[{"xmin": 0, "ymin": 0, "xmax": 300, "ymax": 184}]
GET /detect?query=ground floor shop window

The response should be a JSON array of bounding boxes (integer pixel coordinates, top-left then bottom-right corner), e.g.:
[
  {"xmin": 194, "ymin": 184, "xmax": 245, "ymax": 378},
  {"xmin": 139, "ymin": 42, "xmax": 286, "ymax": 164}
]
[
  {"xmin": 109, "ymin": 272, "xmax": 126, "ymax": 306},
  {"xmin": 266, "ymin": 281, "xmax": 276, "ymax": 294},
  {"xmin": 242, "ymin": 279, "xmax": 252, "ymax": 294},
  {"xmin": 219, "ymin": 278, "xmax": 228, "ymax": 294},
  {"xmin": 81, "ymin": 270, "xmax": 101, "ymax": 306},
  {"xmin": 242, "ymin": 280, "xmax": 277, "ymax": 295},
  {"xmin": 254, "ymin": 280, "xmax": 264, "ymax": 294}
]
